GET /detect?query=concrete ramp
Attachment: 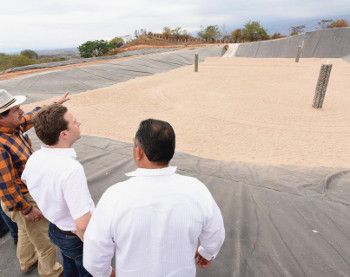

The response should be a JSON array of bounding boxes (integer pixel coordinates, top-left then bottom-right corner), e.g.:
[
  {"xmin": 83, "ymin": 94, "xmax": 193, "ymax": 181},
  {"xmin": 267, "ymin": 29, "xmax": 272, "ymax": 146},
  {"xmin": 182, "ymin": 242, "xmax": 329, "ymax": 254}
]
[
  {"xmin": 235, "ymin": 27, "xmax": 350, "ymax": 61},
  {"xmin": 223, "ymin": 43, "xmax": 240, "ymax": 57}
]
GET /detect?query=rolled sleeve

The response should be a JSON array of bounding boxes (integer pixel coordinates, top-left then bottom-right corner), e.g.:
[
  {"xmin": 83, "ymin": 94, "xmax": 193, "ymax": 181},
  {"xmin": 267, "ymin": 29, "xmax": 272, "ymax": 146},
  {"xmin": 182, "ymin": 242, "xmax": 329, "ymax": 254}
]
[
  {"xmin": 198, "ymin": 195, "xmax": 225, "ymax": 260},
  {"xmin": 21, "ymin": 107, "xmax": 42, "ymax": 131}
]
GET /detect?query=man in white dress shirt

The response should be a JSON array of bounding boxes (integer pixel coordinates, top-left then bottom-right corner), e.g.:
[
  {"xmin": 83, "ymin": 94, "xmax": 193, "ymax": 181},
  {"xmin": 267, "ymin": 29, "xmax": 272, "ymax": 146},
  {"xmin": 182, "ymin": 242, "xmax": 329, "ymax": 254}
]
[
  {"xmin": 83, "ymin": 118, "xmax": 225, "ymax": 277},
  {"xmin": 22, "ymin": 104, "xmax": 94, "ymax": 277}
]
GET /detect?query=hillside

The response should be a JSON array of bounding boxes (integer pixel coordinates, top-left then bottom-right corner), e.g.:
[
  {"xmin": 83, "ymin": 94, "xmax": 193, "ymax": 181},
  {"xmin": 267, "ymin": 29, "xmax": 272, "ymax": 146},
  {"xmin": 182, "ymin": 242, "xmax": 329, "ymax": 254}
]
[{"xmin": 108, "ymin": 34, "xmax": 219, "ymax": 55}]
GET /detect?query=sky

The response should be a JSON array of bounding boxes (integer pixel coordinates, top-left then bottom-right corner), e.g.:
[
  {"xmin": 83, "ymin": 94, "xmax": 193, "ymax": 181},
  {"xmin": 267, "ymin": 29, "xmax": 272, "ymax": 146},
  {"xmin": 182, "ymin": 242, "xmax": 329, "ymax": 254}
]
[{"xmin": 0, "ymin": 0, "xmax": 349, "ymax": 53}]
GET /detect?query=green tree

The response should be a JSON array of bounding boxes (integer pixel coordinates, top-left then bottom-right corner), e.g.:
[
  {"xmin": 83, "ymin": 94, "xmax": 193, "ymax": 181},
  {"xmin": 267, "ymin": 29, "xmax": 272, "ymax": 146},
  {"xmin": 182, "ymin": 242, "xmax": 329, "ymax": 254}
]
[
  {"xmin": 20, "ymin": 49, "xmax": 38, "ymax": 59},
  {"xmin": 289, "ymin": 24, "xmax": 305, "ymax": 36},
  {"xmin": 109, "ymin": 37, "xmax": 125, "ymax": 48},
  {"xmin": 197, "ymin": 25, "xmax": 221, "ymax": 42},
  {"xmin": 242, "ymin": 21, "xmax": 269, "ymax": 41},
  {"xmin": 231, "ymin": 28, "xmax": 243, "ymax": 42},
  {"xmin": 328, "ymin": 19, "xmax": 349, "ymax": 28},
  {"xmin": 78, "ymin": 40, "xmax": 113, "ymax": 58}
]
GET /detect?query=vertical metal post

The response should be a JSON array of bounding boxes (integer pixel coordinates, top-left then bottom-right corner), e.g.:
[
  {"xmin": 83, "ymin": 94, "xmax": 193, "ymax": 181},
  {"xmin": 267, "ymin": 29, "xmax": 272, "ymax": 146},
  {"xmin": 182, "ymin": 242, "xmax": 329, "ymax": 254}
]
[
  {"xmin": 195, "ymin": 53, "xmax": 198, "ymax": 72},
  {"xmin": 312, "ymin": 63, "xmax": 332, "ymax": 109},
  {"xmin": 295, "ymin": 46, "xmax": 302, "ymax": 62}
]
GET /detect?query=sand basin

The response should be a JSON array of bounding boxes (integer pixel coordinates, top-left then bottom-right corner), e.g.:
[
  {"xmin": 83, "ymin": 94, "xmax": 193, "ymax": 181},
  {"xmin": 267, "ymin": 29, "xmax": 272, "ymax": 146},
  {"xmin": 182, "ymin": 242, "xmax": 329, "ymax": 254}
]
[{"xmin": 24, "ymin": 57, "xmax": 350, "ymax": 168}]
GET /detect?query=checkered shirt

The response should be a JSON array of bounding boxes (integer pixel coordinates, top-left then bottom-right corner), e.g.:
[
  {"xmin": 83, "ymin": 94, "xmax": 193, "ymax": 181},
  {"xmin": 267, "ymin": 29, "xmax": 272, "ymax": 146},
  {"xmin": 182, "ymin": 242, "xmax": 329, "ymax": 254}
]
[{"xmin": 0, "ymin": 107, "xmax": 40, "ymax": 211}]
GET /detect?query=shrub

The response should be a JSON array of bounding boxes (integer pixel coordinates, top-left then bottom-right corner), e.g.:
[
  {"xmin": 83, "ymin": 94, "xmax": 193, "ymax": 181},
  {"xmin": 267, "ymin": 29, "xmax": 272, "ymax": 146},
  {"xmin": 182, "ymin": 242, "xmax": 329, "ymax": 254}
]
[
  {"xmin": 78, "ymin": 40, "xmax": 114, "ymax": 58},
  {"xmin": 231, "ymin": 29, "xmax": 243, "ymax": 42},
  {"xmin": 0, "ymin": 54, "xmax": 34, "ymax": 71},
  {"xmin": 198, "ymin": 25, "xmax": 221, "ymax": 42},
  {"xmin": 109, "ymin": 37, "xmax": 125, "ymax": 48},
  {"xmin": 21, "ymin": 49, "xmax": 39, "ymax": 59},
  {"xmin": 243, "ymin": 21, "xmax": 269, "ymax": 41},
  {"xmin": 328, "ymin": 19, "xmax": 349, "ymax": 28}
]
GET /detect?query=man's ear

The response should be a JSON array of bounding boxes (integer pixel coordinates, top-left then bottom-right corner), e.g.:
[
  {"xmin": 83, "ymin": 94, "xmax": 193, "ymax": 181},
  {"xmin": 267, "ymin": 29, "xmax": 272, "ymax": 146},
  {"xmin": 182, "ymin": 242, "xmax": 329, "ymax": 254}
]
[
  {"xmin": 135, "ymin": 146, "xmax": 144, "ymax": 161},
  {"xmin": 60, "ymin": 130, "xmax": 68, "ymax": 139}
]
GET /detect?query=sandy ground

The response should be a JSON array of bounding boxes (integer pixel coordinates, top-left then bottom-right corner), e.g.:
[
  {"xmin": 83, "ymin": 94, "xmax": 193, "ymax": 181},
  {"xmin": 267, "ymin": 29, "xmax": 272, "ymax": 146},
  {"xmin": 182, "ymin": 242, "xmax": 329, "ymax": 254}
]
[{"xmin": 24, "ymin": 57, "xmax": 350, "ymax": 168}]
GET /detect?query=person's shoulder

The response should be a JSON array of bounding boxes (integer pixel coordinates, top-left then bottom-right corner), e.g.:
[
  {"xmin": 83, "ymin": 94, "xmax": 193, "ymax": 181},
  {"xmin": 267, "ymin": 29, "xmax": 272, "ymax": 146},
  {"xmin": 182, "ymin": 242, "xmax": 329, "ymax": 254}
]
[
  {"xmin": 174, "ymin": 172, "xmax": 204, "ymax": 186},
  {"xmin": 106, "ymin": 177, "xmax": 135, "ymax": 193},
  {"xmin": 174, "ymin": 172, "xmax": 212, "ymax": 195}
]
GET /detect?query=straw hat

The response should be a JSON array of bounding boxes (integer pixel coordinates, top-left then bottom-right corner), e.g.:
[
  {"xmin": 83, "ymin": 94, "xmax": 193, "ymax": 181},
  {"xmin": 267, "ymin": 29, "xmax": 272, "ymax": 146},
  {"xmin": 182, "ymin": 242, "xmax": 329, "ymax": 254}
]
[{"xmin": 0, "ymin": 89, "xmax": 26, "ymax": 113}]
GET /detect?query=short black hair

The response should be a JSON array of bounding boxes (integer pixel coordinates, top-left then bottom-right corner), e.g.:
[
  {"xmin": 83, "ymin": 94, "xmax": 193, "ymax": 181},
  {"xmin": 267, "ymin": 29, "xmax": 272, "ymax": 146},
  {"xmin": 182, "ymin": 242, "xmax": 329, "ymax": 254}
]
[
  {"xmin": 135, "ymin": 119, "xmax": 175, "ymax": 165},
  {"xmin": 0, "ymin": 109, "xmax": 10, "ymax": 117}
]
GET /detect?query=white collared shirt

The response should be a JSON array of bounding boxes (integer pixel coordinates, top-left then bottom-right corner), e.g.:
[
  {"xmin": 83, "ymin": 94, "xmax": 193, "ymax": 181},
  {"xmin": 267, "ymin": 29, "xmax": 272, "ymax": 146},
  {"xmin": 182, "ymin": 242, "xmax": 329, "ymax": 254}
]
[
  {"xmin": 22, "ymin": 146, "xmax": 95, "ymax": 231},
  {"xmin": 83, "ymin": 166, "xmax": 225, "ymax": 277}
]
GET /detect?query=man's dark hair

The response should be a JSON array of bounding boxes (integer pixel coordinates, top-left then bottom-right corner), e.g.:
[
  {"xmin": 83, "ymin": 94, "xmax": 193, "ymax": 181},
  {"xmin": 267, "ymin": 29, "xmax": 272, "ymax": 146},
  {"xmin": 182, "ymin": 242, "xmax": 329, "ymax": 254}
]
[
  {"xmin": 34, "ymin": 104, "xmax": 68, "ymax": 146},
  {"xmin": 135, "ymin": 119, "xmax": 176, "ymax": 165},
  {"xmin": 0, "ymin": 109, "xmax": 10, "ymax": 117}
]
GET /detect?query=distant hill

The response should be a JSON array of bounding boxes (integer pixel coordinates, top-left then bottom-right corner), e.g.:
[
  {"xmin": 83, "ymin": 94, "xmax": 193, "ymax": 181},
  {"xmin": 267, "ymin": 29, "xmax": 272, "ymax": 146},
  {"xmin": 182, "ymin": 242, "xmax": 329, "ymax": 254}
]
[
  {"xmin": 35, "ymin": 47, "xmax": 79, "ymax": 58},
  {"xmin": 217, "ymin": 14, "xmax": 350, "ymax": 36}
]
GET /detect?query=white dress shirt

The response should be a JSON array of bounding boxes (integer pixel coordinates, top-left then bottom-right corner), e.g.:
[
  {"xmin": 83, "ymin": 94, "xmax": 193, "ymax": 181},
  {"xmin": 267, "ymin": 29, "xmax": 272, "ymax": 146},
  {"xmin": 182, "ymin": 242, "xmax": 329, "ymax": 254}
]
[
  {"xmin": 83, "ymin": 166, "xmax": 225, "ymax": 277},
  {"xmin": 22, "ymin": 146, "xmax": 95, "ymax": 231}
]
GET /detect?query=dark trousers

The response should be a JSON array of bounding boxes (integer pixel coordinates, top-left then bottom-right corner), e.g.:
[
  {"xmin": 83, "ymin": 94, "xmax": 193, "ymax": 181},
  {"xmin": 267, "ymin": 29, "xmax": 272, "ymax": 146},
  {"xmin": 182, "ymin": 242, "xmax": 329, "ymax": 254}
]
[{"xmin": 48, "ymin": 223, "xmax": 92, "ymax": 277}]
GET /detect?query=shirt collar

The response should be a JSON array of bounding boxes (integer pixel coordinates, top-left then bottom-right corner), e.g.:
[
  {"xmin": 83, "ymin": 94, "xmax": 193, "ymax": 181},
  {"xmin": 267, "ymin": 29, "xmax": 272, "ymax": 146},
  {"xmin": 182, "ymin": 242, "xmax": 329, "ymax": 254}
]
[
  {"xmin": 0, "ymin": 125, "xmax": 20, "ymax": 134},
  {"xmin": 41, "ymin": 145, "xmax": 77, "ymax": 159},
  {"xmin": 126, "ymin": 166, "xmax": 177, "ymax": 177}
]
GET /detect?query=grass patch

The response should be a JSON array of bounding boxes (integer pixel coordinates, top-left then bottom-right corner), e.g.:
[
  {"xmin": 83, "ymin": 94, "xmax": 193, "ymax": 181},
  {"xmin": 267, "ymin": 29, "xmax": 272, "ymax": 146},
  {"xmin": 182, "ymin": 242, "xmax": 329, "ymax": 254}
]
[{"xmin": 0, "ymin": 53, "xmax": 68, "ymax": 71}]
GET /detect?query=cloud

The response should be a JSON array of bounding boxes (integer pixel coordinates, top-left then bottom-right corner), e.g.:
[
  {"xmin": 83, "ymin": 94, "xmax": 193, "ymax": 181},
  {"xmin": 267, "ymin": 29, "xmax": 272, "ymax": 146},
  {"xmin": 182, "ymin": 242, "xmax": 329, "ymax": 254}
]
[{"xmin": 0, "ymin": 0, "xmax": 349, "ymax": 52}]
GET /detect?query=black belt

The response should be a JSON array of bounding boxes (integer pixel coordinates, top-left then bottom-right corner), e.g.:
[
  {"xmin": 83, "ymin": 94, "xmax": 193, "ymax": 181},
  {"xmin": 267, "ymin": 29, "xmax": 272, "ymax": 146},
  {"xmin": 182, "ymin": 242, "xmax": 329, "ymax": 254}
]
[{"xmin": 53, "ymin": 224, "xmax": 76, "ymax": 236}]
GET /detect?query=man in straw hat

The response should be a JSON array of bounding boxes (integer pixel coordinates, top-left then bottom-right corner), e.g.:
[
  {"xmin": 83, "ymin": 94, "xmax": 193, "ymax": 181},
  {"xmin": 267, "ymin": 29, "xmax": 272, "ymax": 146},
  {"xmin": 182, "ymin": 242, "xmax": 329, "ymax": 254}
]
[{"xmin": 0, "ymin": 89, "xmax": 69, "ymax": 276}]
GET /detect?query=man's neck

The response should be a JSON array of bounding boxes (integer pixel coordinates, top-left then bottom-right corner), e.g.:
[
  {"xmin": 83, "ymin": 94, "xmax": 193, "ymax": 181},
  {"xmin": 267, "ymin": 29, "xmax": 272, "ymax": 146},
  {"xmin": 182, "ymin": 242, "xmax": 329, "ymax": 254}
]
[
  {"xmin": 137, "ymin": 161, "xmax": 169, "ymax": 169},
  {"xmin": 47, "ymin": 142, "xmax": 73, "ymax": 149}
]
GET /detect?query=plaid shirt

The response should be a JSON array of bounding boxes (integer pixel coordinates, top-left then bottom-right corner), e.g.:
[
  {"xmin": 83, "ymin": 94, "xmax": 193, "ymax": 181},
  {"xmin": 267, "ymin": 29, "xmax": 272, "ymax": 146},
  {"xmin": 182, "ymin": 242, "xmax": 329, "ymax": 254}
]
[{"xmin": 0, "ymin": 107, "xmax": 40, "ymax": 211}]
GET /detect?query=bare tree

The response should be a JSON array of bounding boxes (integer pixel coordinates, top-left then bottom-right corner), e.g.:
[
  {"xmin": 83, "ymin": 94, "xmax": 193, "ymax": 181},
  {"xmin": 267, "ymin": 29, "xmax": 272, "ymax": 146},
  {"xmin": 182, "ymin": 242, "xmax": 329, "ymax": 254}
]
[
  {"xmin": 317, "ymin": 19, "xmax": 333, "ymax": 29},
  {"xmin": 289, "ymin": 24, "xmax": 305, "ymax": 35}
]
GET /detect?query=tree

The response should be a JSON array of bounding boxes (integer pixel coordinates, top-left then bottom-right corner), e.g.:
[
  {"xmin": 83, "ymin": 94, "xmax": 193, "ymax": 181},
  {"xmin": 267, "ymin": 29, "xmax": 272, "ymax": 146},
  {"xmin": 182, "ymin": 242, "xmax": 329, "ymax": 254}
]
[
  {"xmin": 180, "ymin": 29, "xmax": 189, "ymax": 39},
  {"xmin": 197, "ymin": 25, "xmax": 221, "ymax": 42},
  {"xmin": 109, "ymin": 37, "xmax": 124, "ymax": 48},
  {"xmin": 271, "ymin": 32, "xmax": 283, "ymax": 39},
  {"xmin": 289, "ymin": 24, "xmax": 305, "ymax": 35},
  {"xmin": 242, "ymin": 21, "xmax": 269, "ymax": 41},
  {"xmin": 328, "ymin": 19, "xmax": 349, "ymax": 28},
  {"xmin": 171, "ymin": 27, "xmax": 182, "ymax": 38},
  {"xmin": 134, "ymin": 28, "xmax": 147, "ymax": 38},
  {"xmin": 78, "ymin": 40, "xmax": 113, "ymax": 58},
  {"xmin": 123, "ymin": 35, "xmax": 132, "ymax": 44},
  {"xmin": 231, "ymin": 29, "xmax": 243, "ymax": 42},
  {"xmin": 162, "ymin": 26, "xmax": 171, "ymax": 38},
  {"xmin": 20, "ymin": 49, "xmax": 38, "ymax": 59},
  {"xmin": 317, "ymin": 19, "xmax": 333, "ymax": 29}
]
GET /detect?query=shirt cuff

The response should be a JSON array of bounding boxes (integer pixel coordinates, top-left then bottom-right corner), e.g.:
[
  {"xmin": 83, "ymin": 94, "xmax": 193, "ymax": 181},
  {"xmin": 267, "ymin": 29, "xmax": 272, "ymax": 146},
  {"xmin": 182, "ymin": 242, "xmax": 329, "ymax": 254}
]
[
  {"xmin": 100, "ymin": 266, "xmax": 112, "ymax": 277},
  {"xmin": 198, "ymin": 246, "xmax": 216, "ymax": 261}
]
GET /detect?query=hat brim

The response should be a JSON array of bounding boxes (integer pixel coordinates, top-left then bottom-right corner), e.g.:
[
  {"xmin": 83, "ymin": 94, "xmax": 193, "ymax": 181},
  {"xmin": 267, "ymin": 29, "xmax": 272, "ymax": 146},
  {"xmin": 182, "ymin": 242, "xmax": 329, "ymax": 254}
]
[{"xmin": 0, "ymin": 95, "xmax": 27, "ymax": 114}]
